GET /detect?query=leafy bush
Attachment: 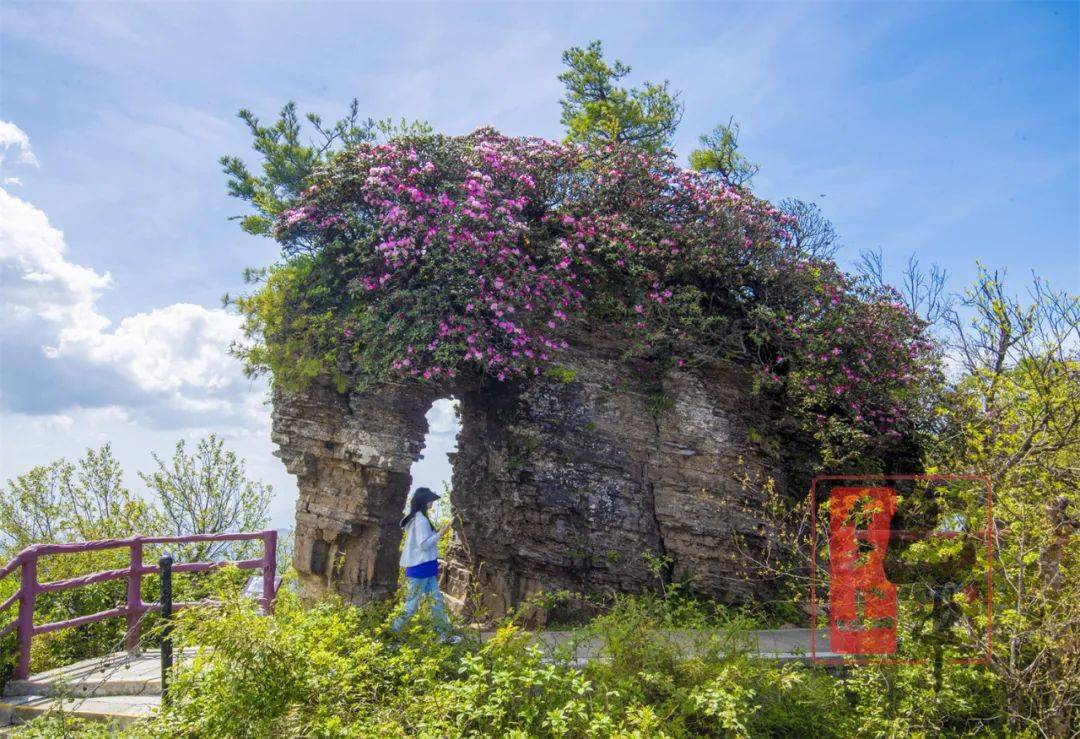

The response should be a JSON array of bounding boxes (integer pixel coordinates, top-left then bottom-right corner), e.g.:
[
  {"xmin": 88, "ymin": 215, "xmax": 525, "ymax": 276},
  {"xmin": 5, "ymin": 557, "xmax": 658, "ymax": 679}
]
[
  {"xmin": 66, "ymin": 574, "xmax": 1003, "ymax": 738},
  {"xmin": 7, "ymin": 713, "xmax": 121, "ymax": 738}
]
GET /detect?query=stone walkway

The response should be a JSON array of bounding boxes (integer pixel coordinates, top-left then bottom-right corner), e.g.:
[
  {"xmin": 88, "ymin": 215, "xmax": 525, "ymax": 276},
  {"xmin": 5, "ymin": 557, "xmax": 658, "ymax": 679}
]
[
  {"xmin": 0, "ymin": 649, "xmax": 196, "ymax": 729},
  {"xmin": 1, "ymin": 629, "xmax": 836, "ymax": 728},
  {"xmin": 478, "ymin": 627, "xmax": 836, "ymax": 666}
]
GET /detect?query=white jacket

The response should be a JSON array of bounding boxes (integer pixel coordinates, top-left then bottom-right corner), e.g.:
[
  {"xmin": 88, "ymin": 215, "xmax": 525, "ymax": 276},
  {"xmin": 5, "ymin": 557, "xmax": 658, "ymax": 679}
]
[{"xmin": 399, "ymin": 513, "xmax": 442, "ymax": 568}]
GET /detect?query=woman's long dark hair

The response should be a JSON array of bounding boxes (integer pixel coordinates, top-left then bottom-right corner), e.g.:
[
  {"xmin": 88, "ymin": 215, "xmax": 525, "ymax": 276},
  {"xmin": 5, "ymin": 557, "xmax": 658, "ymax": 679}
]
[{"xmin": 400, "ymin": 487, "xmax": 440, "ymax": 529}]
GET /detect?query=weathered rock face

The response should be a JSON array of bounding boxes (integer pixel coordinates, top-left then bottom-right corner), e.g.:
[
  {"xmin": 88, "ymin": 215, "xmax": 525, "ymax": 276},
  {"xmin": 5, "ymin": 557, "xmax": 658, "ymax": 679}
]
[
  {"xmin": 272, "ymin": 330, "xmax": 813, "ymax": 618},
  {"xmin": 272, "ymin": 381, "xmax": 440, "ymax": 603}
]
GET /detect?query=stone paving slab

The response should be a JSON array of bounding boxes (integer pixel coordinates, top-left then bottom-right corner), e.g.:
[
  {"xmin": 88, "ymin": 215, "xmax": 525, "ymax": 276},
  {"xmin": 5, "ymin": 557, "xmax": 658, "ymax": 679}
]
[
  {"xmin": 477, "ymin": 627, "xmax": 838, "ymax": 662},
  {"xmin": 0, "ymin": 694, "xmax": 159, "ymax": 727},
  {"xmin": 4, "ymin": 649, "xmax": 196, "ymax": 699}
]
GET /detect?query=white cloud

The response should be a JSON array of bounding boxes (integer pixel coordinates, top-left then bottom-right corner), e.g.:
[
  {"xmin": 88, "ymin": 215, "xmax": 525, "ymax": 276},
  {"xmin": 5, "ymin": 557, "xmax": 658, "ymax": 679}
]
[
  {"xmin": 0, "ymin": 121, "xmax": 290, "ymax": 518},
  {"xmin": 26, "ymin": 412, "xmax": 76, "ymax": 433},
  {"xmin": 427, "ymin": 397, "xmax": 461, "ymax": 436},
  {"xmin": 0, "ymin": 121, "xmax": 39, "ymax": 168},
  {"xmin": 0, "ymin": 186, "xmax": 113, "ymax": 341},
  {"xmin": 0, "ymin": 122, "xmax": 258, "ymax": 429},
  {"xmin": 61, "ymin": 302, "xmax": 244, "ymax": 406}
]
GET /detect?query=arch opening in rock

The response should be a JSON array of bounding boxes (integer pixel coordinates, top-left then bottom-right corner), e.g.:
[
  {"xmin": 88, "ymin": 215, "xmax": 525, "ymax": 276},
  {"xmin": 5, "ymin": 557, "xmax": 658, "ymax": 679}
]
[{"xmin": 403, "ymin": 397, "xmax": 461, "ymax": 531}]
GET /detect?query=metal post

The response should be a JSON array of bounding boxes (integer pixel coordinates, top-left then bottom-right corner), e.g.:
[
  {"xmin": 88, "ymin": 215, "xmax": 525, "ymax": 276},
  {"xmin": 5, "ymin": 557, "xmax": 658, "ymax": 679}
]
[
  {"xmin": 262, "ymin": 530, "xmax": 278, "ymax": 615},
  {"xmin": 159, "ymin": 553, "xmax": 173, "ymax": 703},
  {"xmin": 14, "ymin": 549, "xmax": 37, "ymax": 680},
  {"xmin": 126, "ymin": 538, "xmax": 143, "ymax": 653}
]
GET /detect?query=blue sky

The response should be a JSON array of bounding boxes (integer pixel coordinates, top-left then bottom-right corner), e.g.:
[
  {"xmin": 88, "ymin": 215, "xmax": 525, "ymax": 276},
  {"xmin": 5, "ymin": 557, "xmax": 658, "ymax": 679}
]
[{"xmin": 1, "ymin": 1, "xmax": 1076, "ymax": 528}]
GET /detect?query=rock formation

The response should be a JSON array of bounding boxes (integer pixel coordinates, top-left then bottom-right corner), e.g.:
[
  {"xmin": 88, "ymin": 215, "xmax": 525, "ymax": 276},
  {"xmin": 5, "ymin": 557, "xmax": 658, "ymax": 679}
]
[{"xmin": 272, "ymin": 328, "xmax": 814, "ymax": 622}]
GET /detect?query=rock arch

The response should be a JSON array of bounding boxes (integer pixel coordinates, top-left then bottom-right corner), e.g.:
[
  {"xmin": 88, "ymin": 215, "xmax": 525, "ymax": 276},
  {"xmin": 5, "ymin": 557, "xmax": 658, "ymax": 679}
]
[{"xmin": 272, "ymin": 330, "xmax": 811, "ymax": 620}]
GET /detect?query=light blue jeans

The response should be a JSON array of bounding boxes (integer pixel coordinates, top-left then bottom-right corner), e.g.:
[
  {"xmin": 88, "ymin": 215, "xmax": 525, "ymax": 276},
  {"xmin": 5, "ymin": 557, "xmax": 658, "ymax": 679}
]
[{"xmin": 391, "ymin": 575, "xmax": 452, "ymax": 633}]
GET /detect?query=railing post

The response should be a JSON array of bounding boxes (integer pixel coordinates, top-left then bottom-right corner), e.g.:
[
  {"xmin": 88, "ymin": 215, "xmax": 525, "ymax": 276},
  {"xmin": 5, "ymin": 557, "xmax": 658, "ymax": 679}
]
[
  {"xmin": 15, "ymin": 548, "xmax": 37, "ymax": 680},
  {"xmin": 262, "ymin": 529, "xmax": 277, "ymax": 615},
  {"xmin": 159, "ymin": 554, "xmax": 173, "ymax": 703},
  {"xmin": 126, "ymin": 537, "xmax": 143, "ymax": 653}
]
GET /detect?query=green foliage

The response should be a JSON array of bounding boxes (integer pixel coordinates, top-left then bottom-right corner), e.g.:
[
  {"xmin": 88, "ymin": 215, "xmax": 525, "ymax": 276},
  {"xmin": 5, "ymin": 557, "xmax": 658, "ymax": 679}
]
[
  {"xmin": 0, "ymin": 437, "xmax": 273, "ymax": 685},
  {"xmin": 505, "ymin": 429, "xmax": 541, "ymax": 475},
  {"xmin": 545, "ymin": 364, "xmax": 578, "ymax": 384},
  {"xmin": 9, "ymin": 545, "xmax": 1016, "ymax": 738},
  {"xmin": 138, "ymin": 435, "xmax": 273, "ymax": 562},
  {"xmin": 646, "ymin": 391, "xmax": 675, "ymax": 419},
  {"xmin": 0, "ymin": 445, "xmax": 153, "ymax": 553},
  {"xmin": 558, "ymin": 40, "xmax": 683, "ymax": 154},
  {"xmin": 688, "ymin": 120, "xmax": 760, "ymax": 187},
  {"xmin": 728, "ymin": 268, "xmax": 1078, "ymax": 735},
  {"xmin": 748, "ymin": 259, "xmax": 939, "ymax": 469},
  {"xmin": 0, "ymin": 447, "xmax": 153, "ymax": 684},
  {"xmin": 7, "ymin": 713, "xmax": 121, "ymax": 738},
  {"xmin": 841, "ymin": 661, "xmax": 1003, "ymax": 736},
  {"xmin": 230, "ymin": 257, "xmax": 350, "ymax": 392},
  {"xmin": 53, "ymin": 582, "xmax": 1002, "ymax": 738},
  {"xmin": 219, "ymin": 101, "xmax": 431, "ymax": 241},
  {"xmin": 932, "ymin": 269, "xmax": 1080, "ymax": 734},
  {"xmin": 219, "ymin": 100, "xmax": 377, "ymax": 238}
]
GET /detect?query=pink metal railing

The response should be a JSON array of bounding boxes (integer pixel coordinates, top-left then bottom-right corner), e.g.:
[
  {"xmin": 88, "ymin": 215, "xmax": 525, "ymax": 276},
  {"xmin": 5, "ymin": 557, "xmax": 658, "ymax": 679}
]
[{"xmin": 0, "ymin": 530, "xmax": 277, "ymax": 680}]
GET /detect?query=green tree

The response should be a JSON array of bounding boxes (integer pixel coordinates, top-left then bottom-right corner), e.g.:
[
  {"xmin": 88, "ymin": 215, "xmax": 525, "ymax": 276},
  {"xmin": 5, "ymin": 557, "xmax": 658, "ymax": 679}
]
[
  {"xmin": 219, "ymin": 100, "xmax": 377, "ymax": 239},
  {"xmin": 0, "ymin": 445, "xmax": 158, "ymax": 677},
  {"xmin": 936, "ymin": 269, "xmax": 1080, "ymax": 735},
  {"xmin": 0, "ymin": 444, "xmax": 153, "ymax": 555},
  {"xmin": 220, "ymin": 103, "xmax": 433, "ymax": 245},
  {"xmin": 138, "ymin": 435, "xmax": 273, "ymax": 561},
  {"xmin": 558, "ymin": 40, "xmax": 683, "ymax": 154},
  {"xmin": 688, "ymin": 119, "xmax": 759, "ymax": 186},
  {"xmin": 0, "ymin": 460, "xmax": 70, "ymax": 553},
  {"xmin": 69, "ymin": 445, "xmax": 156, "ymax": 540},
  {"xmin": 0, "ymin": 440, "xmax": 276, "ymax": 680}
]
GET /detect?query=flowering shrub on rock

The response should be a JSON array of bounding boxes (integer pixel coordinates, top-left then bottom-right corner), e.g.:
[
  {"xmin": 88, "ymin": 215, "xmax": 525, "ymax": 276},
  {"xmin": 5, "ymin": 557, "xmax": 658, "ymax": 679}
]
[
  {"xmin": 237, "ymin": 127, "xmax": 936, "ymax": 449},
  {"xmin": 748, "ymin": 260, "xmax": 938, "ymax": 463},
  {"xmin": 273, "ymin": 130, "xmax": 583, "ymax": 383}
]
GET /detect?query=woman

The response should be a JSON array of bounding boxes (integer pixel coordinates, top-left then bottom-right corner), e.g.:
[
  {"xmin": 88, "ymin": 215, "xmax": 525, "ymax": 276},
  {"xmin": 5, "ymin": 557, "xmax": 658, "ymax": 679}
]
[{"xmin": 390, "ymin": 486, "xmax": 460, "ymax": 642}]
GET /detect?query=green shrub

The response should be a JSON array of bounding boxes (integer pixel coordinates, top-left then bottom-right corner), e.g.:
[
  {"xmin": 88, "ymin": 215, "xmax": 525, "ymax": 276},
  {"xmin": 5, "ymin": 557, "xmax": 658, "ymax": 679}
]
[
  {"xmin": 545, "ymin": 365, "xmax": 579, "ymax": 384},
  {"xmin": 114, "ymin": 580, "xmax": 1005, "ymax": 738},
  {"xmin": 7, "ymin": 713, "xmax": 120, "ymax": 738}
]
